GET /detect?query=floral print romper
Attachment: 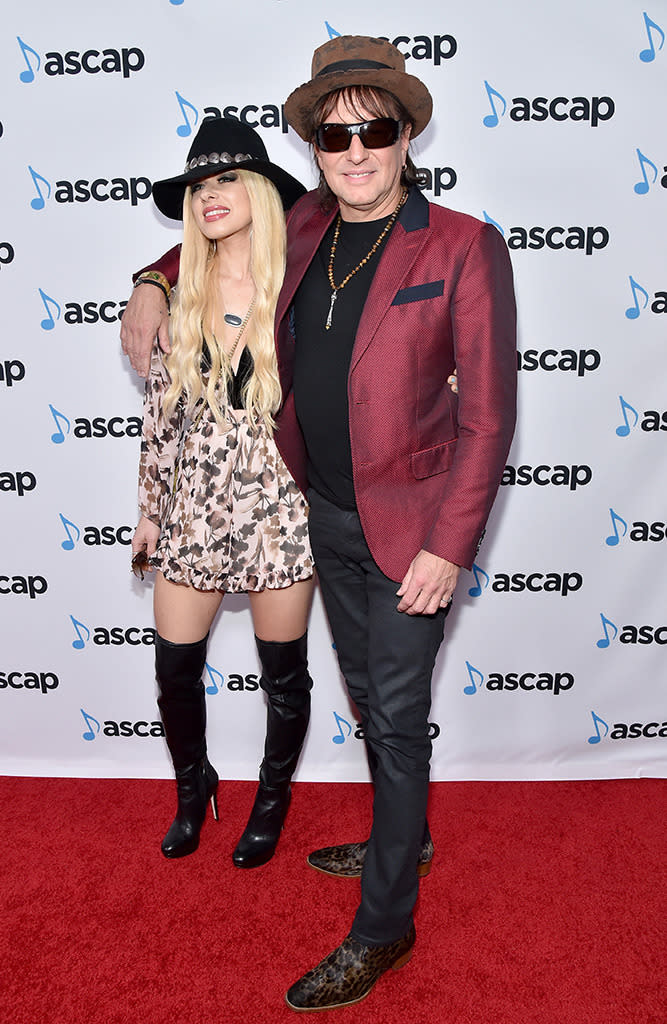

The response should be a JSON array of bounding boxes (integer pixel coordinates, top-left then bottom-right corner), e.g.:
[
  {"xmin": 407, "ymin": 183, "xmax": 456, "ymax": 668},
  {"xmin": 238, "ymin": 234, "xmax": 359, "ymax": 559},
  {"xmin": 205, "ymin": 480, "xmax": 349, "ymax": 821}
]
[{"xmin": 138, "ymin": 345, "xmax": 313, "ymax": 593}]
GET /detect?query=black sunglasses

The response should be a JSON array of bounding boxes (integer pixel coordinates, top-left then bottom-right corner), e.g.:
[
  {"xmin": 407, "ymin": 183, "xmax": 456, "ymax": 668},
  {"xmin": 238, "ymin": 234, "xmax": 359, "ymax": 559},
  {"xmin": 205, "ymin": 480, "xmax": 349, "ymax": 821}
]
[{"xmin": 315, "ymin": 118, "xmax": 402, "ymax": 153}]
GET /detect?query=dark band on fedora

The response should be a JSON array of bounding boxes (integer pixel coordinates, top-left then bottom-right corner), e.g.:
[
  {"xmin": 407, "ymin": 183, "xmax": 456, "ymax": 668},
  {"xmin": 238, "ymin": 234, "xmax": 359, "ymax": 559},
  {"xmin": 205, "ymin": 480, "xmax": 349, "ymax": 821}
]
[{"xmin": 316, "ymin": 59, "xmax": 393, "ymax": 76}]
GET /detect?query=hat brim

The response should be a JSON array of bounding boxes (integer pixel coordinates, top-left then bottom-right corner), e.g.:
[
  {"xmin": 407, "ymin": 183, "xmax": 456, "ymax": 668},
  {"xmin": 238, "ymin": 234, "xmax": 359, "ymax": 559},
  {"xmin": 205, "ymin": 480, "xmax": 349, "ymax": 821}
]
[
  {"xmin": 284, "ymin": 69, "xmax": 433, "ymax": 142},
  {"xmin": 152, "ymin": 159, "xmax": 306, "ymax": 220}
]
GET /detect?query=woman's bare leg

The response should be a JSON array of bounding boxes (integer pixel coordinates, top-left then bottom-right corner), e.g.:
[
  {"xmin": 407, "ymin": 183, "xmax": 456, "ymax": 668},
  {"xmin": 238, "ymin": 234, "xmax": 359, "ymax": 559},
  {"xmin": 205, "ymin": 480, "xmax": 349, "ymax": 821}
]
[{"xmin": 154, "ymin": 571, "xmax": 224, "ymax": 643}]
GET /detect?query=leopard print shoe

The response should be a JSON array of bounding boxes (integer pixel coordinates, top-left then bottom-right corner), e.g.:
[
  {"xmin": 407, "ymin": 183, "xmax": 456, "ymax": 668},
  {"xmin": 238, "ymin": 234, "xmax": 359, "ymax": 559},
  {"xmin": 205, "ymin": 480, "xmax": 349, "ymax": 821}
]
[
  {"xmin": 307, "ymin": 835, "xmax": 434, "ymax": 878},
  {"xmin": 285, "ymin": 924, "xmax": 416, "ymax": 1011}
]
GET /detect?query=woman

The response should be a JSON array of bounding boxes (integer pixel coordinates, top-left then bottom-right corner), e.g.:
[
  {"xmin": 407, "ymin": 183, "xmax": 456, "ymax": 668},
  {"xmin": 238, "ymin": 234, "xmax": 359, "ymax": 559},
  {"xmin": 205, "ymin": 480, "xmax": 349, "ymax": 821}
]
[{"xmin": 131, "ymin": 118, "xmax": 313, "ymax": 867}]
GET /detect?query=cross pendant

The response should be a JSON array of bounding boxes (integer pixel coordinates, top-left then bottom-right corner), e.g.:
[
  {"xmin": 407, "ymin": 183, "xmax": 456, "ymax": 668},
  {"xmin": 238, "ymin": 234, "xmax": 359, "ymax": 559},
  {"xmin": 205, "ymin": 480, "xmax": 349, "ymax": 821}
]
[{"xmin": 325, "ymin": 290, "xmax": 338, "ymax": 330}]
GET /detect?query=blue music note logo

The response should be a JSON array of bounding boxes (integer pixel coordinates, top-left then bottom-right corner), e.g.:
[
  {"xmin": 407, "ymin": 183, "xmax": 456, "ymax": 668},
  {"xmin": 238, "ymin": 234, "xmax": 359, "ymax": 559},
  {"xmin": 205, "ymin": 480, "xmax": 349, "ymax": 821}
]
[
  {"xmin": 483, "ymin": 210, "xmax": 505, "ymax": 236},
  {"xmin": 17, "ymin": 36, "xmax": 40, "ymax": 83},
  {"xmin": 587, "ymin": 711, "xmax": 609, "ymax": 745},
  {"xmin": 175, "ymin": 91, "xmax": 198, "ymax": 138},
  {"xmin": 70, "ymin": 615, "xmax": 91, "ymax": 651},
  {"xmin": 80, "ymin": 708, "xmax": 101, "ymax": 741},
  {"xmin": 596, "ymin": 613, "xmax": 618, "ymax": 649},
  {"xmin": 463, "ymin": 660, "xmax": 484, "ymax": 696},
  {"xmin": 625, "ymin": 275, "xmax": 650, "ymax": 320},
  {"xmin": 326, "ymin": 22, "xmax": 341, "ymax": 39},
  {"xmin": 482, "ymin": 81, "xmax": 507, "ymax": 128},
  {"xmin": 204, "ymin": 662, "xmax": 224, "ymax": 696},
  {"xmin": 468, "ymin": 563, "xmax": 490, "ymax": 598},
  {"xmin": 59, "ymin": 513, "xmax": 81, "ymax": 551},
  {"xmin": 49, "ymin": 404, "xmax": 71, "ymax": 444},
  {"xmin": 169, "ymin": 0, "xmax": 185, "ymax": 5},
  {"xmin": 605, "ymin": 508, "xmax": 628, "ymax": 547},
  {"xmin": 616, "ymin": 395, "xmax": 639, "ymax": 437},
  {"xmin": 39, "ymin": 288, "xmax": 61, "ymax": 330},
  {"xmin": 639, "ymin": 12, "xmax": 665, "ymax": 62},
  {"xmin": 633, "ymin": 149, "xmax": 659, "ymax": 195},
  {"xmin": 332, "ymin": 711, "xmax": 352, "ymax": 744},
  {"xmin": 28, "ymin": 166, "xmax": 51, "ymax": 210}
]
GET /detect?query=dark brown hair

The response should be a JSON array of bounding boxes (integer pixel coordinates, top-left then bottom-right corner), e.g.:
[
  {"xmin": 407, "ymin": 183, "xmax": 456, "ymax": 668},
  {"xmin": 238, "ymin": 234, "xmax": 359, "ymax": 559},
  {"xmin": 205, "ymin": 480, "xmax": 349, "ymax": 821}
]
[{"xmin": 309, "ymin": 86, "xmax": 420, "ymax": 209}]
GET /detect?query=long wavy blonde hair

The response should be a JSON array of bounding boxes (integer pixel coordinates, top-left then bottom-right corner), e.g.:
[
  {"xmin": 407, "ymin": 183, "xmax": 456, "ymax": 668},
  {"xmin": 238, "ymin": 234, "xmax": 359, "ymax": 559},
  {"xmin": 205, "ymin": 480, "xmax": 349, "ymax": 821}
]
[{"xmin": 162, "ymin": 169, "xmax": 285, "ymax": 432}]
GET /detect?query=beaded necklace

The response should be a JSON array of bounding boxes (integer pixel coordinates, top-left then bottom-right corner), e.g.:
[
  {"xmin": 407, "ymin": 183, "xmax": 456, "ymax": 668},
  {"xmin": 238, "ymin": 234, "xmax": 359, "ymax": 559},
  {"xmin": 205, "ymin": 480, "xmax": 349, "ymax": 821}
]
[{"xmin": 325, "ymin": 189, "xmax": 407, "ymax": 330}]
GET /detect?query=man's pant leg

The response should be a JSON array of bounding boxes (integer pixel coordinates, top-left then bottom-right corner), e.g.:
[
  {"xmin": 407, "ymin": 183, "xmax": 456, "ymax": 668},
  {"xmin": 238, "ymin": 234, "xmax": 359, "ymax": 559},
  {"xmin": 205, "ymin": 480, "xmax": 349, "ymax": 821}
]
[{"xmin": 308, "ymin": 489, "xmax": 446, "ymax": 945}]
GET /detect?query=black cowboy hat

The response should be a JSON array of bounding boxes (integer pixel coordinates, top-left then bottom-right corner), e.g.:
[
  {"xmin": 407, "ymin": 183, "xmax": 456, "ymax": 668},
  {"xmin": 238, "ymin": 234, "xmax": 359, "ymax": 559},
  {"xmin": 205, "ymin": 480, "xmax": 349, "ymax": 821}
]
[{"xmin": 152, "ymin": 117, "xmax": 306, "ymax": 220}]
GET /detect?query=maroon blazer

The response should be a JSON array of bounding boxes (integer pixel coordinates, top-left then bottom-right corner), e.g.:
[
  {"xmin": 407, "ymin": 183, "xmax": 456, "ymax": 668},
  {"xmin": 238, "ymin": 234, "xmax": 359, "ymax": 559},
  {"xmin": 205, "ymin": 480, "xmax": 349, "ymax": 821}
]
[
  {"xmin": 139, "ymin": 187, "xmax": 516, "ymax": 579},
  {"xmin": 273, "ymin": 187, "xmax": 517, "ymax": 579}
]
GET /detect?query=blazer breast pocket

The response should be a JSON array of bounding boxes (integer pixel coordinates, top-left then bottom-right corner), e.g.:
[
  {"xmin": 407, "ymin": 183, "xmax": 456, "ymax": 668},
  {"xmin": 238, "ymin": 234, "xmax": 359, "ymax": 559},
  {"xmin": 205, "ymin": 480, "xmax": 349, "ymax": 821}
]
[
  {"xmin": 410, "ymin": 439, "xmax": 457, "ymax": 479},
  {"xmin": 392, "ymin": 280, "xmax": 445, "ymax": 306}
]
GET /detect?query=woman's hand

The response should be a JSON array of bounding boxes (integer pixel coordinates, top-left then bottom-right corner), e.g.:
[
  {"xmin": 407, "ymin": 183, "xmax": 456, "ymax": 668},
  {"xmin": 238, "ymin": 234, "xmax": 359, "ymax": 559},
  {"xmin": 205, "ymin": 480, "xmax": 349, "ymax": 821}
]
[{"xmin": 131, "ymin": 516, "xmax": 161, "ymax": 575}]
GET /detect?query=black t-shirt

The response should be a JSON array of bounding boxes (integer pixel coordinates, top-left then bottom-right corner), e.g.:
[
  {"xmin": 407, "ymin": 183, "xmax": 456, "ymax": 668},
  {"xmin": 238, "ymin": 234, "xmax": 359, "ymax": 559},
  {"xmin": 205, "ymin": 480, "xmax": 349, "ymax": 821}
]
[{"xmin": 293, "ymin": 215, "xmax": 393, "ymax": 510}]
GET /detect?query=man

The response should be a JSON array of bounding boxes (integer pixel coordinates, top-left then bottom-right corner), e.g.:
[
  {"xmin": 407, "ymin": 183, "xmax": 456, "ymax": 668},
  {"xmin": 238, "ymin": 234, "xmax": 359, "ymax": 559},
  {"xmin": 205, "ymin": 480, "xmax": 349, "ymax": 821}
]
[{"xmin": 121, "ymin": 35, "xmax": 516, "ymax": 1012}]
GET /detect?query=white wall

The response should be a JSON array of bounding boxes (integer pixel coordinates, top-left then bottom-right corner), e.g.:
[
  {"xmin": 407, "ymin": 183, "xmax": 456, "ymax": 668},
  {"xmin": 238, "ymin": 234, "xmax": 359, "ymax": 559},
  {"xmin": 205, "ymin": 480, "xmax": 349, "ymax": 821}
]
[{"xmin": 1, "ymin": 0, "xmax": 666, "ymax": 781}]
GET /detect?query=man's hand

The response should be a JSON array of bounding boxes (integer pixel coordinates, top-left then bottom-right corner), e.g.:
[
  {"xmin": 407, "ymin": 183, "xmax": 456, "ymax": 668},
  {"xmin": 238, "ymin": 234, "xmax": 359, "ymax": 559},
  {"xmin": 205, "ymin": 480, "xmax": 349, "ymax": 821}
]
[
  {"xmin": 396, "ymin": 549, "xmax": 461, "ymax": 615},
  {"xmin": 120, "ymin": 283, "xmax": 171, "ymax": 378}
]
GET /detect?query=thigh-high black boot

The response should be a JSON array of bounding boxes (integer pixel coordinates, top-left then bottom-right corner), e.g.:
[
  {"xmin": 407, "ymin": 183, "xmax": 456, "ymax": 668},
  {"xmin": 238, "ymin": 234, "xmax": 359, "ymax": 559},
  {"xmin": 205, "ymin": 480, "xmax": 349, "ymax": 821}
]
[
  {"xmin": 232, "ymin": 632, "xmax": 312, "ymax": 868},
  {"xmin": 156, "ymin": 633, "xmax": 219, "ymax": 859}
]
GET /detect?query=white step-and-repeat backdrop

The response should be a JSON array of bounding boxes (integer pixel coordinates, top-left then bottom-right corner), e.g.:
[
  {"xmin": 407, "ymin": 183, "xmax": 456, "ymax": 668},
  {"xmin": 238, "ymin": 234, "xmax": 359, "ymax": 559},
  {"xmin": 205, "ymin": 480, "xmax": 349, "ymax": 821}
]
[{"xmin": 1, "ymin": 1, "xmax": 665, "ymax": 781}]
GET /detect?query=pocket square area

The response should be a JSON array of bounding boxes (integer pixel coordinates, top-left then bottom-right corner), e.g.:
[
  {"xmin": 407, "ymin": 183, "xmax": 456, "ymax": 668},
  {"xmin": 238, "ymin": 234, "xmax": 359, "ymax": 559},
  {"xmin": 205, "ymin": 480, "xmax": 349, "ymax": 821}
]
[{"xmin": 392, "ymin": 280, "xmax": 445, "ymax": 305}]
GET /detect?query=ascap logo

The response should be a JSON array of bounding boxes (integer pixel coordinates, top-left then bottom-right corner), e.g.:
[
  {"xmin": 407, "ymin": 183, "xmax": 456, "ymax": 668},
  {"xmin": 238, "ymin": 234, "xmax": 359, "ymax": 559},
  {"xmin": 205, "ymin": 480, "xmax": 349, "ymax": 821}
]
[
  {"xmin": 637, "ymin": 11, "xmax": 664, "ymax": 63},
  {"xmin": 518, "ymin": 348, "xmax": 600, "ymax": 376},
  {"xmin": 615, "ymin": 396, "xmax": 667, "ymax": 436},
  {"xmin": 378, "ymin": 33, "xmax": 457, "ymax": 65},
  {"xmin": 482, "ymin": 82, "xmax": 614, "ymax": 128},
  {"xmin": 596, "ymin": 613, "xmax": 667, "ymax": 648},
  {"xmin": 463, "ymin": 661, "xmax": 574, "ymax": 696},
  {"xmin": 0, "ymin": 471, "xmax": 36, "ymax": 497},
  {"xmin": 70, "ymin": 616, "xmax": 155, "ymax": 650},
  {"xmin": 331, "ymin": 711, "xmax": 440, "ymax": 743},
  {"xmin": 0, "ymin": 242, "xmax": 14, "ymax": 267},
  {"xmin": 59, "ymin": 515, "xmax": 133, "ymax": 551},
  {"xmin": 80, "ymin": 709, "xmax": 164, "ymax": 741},
  {"xmin": 468, "ymin": 565, "xmax": 583, "ymax": 598},
  {"xmin": 588, "ymin": 710, "xmax": 667, "ymax": 744},
  {"xmin": 173, "ymin": 91, "xmax": 289, "ymax": 137},
  {"xmin": 203, "ymin": 663, "xmax": 259, "ymax": 694},
  {"xmin": 632, "ymin": 148, "xmax": 667, "ymax": 195},
  {"xmin": 0, "ymin": 575, "xmax": 47, "ymax": 599},
  {"xmin": 28, "ymin": 167, "xmax": 152, "ymax": 211},
  {"xmin": 501, "ymin": 464, "xmax": 592, "ymax": 490},
  {"xmin": 37, "ymin": 290, "xmax": 128, "ymax": 331},
  {"xmin": 0, "ymin": 670, "xmax": 59, "ymax": 694},
  {"xmin": 0, "ymin": 360, "xmax": 25, "ymax": 387},
  {"xmin": 624, "ymin": 275, "xmax": 667, "ymax": 319},
  {"xmin": 48, "ymin": 405, "xmax": 142, "ymax": 444},
  {"xmin": 17, "ymin": 37, "xmax": 145, "ymax": 82},
  {"xmin": 416, "ymin": 166, "xmax": 457, "ymax": 196},
  {"xmin": 483, "ymin": 212, "xmax": 609, "ymax": 254},
  {"xmin": 605, "ymin": 508, "xmax": 667, "ymax": 546}
]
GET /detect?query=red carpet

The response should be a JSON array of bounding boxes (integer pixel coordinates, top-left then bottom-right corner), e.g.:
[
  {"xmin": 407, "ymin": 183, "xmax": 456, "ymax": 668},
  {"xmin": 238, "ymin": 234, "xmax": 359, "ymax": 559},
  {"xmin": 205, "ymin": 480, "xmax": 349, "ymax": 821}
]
[{"xmin": 1, "ymin": 777, "xmax": 665, "ymax": 1024}]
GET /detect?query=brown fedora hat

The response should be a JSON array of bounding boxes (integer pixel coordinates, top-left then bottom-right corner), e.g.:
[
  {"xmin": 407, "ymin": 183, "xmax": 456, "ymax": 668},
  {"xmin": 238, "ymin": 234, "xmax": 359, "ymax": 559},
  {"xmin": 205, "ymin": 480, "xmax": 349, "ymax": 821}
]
[{"xmin": 284, "ymin": 35, "xmax": 433, "ymax": 141}]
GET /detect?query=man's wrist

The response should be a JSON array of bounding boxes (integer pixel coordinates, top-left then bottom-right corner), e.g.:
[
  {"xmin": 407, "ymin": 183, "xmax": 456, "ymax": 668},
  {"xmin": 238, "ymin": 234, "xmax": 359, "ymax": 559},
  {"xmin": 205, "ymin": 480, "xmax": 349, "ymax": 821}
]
[{"xmin": 133, "ymin": 271, "xmax": 170, "ymax": 307}]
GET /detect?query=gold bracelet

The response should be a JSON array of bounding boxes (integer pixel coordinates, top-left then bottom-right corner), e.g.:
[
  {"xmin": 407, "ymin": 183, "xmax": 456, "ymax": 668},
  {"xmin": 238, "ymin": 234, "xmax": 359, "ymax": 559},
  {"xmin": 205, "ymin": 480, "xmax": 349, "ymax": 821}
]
[{"xmin": 134, "ymin": 270, "xmax": 171, "ymax": 303}]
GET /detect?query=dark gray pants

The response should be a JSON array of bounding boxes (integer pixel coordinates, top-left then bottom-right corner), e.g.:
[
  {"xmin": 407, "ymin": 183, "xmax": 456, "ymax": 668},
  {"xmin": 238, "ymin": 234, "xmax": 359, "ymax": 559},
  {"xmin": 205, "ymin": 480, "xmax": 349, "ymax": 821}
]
[{"xmin": 307, "ymin": 488, "xmax": 447, "ymax": 944}]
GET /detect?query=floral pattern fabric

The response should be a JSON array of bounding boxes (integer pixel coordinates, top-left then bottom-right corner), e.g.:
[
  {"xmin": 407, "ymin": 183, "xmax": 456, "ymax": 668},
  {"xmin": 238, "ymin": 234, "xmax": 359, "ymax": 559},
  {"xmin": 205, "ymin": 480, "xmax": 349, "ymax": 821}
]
[{"xmin": 138, "ymin": 348, "xmax": 313, "ymax": 593}]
